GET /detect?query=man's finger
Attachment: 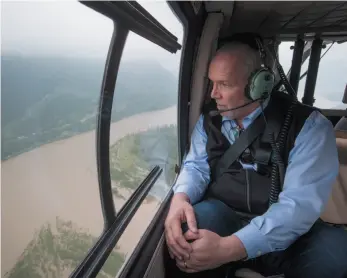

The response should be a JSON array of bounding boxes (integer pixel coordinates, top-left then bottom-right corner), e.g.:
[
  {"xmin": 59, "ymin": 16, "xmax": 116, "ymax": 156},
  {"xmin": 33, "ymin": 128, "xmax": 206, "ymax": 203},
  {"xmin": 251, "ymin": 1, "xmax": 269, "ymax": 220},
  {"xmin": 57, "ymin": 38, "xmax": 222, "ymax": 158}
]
[
  {"xmin": 180, "ymin": 268, "xmax": 198, "ymax": 274},
  {"xmin": 165, "ymin": 229, "xmax": 175, "ymax": 259},
  {"xmin": 185, "ymin": 254, "xmax": 204, "ymax": 270},
  {"xmin": 184, "ymin": 206, "xmax": 198, "ymax": 233},
  {"xmin": 176, "ymin": 259, "xmax": 198, "ymax": 273},
  {"xmin": 171, "ymin": 219, "xmax": 192, "ymax": 256},
  {"xmin": 176, "ymin": 259, "xmax": 186, "ymax": 270},
  {"xmin": 166, "ymin": 228, "xmax": 183, "ymax": 260},
  {"xmin": 184, "ymin": 229, "xmax": 201, "ymax": 241}
]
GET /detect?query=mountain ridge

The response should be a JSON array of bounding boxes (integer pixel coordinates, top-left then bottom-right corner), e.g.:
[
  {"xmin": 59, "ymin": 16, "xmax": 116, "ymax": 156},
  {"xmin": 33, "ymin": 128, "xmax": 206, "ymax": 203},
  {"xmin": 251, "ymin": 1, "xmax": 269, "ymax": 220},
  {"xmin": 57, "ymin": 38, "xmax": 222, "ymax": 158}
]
[{"xmin": 1, "ymin": 55, "xmax": 179, "ymax": 160}]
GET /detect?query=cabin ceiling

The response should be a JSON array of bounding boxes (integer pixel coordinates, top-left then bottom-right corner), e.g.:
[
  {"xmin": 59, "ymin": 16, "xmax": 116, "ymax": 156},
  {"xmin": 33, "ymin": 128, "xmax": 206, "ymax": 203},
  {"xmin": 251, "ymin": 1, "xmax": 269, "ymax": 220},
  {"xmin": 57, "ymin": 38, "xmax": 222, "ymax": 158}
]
[{"xmin": 204, "ymin": 1, "xmax": 347, "ymax": 41}]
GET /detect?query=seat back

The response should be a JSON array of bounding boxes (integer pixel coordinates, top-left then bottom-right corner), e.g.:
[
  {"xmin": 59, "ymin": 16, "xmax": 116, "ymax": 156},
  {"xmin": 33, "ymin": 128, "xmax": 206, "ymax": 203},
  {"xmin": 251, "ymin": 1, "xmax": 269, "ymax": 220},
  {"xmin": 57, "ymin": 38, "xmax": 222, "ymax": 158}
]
[
  {"xmin": 320, "ymin": 129, "xmax": 347, "ymax": 225},
  {"xmin": 335, "ymin": 116, "xmax": 347, "ymax": 131}
]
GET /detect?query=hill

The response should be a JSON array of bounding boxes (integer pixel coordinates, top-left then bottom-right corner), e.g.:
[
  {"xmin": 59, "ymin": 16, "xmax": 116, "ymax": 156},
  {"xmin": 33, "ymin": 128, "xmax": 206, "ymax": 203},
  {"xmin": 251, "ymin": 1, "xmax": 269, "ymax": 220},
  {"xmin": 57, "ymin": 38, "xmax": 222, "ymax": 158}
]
[{"xmin": 1, "ymin": 55, "xmax": 178, "ymax": 160}]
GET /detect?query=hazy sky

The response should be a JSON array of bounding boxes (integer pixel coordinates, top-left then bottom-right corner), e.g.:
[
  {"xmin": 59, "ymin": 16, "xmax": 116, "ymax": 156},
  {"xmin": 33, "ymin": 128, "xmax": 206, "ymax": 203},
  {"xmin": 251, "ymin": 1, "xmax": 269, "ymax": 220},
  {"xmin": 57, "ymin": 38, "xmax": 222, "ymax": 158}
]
[
  {"xmin": 1, "ymin": 0, "xmax": 346, "ymax": 108},
  {"xmin": 1, "ymin": 1, "xmax": 184, "ymax": 72}
]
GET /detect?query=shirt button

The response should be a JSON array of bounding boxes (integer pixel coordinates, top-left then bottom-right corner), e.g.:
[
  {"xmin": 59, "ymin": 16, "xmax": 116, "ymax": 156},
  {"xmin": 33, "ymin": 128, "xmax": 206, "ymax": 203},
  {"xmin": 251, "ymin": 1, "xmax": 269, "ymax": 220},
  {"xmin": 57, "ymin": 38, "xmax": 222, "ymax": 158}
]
[{"xmin": 257, "ymin": 251, "xmax": 262, "ymax": 256}]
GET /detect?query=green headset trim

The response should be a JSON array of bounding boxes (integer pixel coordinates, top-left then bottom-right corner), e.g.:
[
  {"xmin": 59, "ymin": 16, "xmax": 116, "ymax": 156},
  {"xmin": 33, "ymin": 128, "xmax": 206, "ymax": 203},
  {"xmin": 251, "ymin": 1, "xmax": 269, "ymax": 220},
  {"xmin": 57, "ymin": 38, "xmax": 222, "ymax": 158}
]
[{"xmin": 218, "ymin": 33, "xmax": 276, "ymax": 101}]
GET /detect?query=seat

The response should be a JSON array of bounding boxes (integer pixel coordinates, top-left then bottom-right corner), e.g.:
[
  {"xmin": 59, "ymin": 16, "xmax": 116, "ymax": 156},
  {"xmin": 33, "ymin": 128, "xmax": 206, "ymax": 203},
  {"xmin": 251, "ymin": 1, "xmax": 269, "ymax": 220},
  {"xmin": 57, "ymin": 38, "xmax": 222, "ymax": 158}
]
[{"xmin": 335, "ymin": 117, "xmax": 347, "ymax": 131}]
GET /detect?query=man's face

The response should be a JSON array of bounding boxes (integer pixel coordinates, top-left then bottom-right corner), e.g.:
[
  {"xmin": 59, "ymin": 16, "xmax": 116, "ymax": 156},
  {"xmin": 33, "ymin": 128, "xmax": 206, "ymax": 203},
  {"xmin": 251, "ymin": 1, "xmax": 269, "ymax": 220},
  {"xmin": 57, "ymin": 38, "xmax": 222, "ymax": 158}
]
[{"xmin": 208, "ymin": 52, "xmax": 253, "ymax": 120}]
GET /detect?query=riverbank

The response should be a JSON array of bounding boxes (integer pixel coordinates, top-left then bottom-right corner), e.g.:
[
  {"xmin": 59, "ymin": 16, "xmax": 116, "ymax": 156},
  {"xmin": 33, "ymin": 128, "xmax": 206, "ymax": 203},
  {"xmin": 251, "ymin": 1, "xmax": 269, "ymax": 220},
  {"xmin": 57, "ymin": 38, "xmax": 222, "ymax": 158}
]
[{"xmin": 1, "ymin": 105, "xmax": 176, "ymax": 276}]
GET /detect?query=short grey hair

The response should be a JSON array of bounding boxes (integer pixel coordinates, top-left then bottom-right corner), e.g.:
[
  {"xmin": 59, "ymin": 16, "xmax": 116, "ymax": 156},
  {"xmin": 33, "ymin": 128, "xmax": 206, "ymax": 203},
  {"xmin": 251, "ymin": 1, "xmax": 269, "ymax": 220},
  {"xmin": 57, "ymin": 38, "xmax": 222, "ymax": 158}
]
[{"xmin": 215, "ymin": 42, "xmax": 262, "ymax": 78}]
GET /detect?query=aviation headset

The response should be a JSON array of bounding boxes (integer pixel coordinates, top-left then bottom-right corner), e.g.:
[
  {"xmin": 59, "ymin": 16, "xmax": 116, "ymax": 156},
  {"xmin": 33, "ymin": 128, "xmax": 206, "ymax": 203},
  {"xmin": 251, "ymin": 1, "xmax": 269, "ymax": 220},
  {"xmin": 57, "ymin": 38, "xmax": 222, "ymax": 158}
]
[{"xmin": 217, "ymin": 33, "xmax": 276, "ymax": 101}]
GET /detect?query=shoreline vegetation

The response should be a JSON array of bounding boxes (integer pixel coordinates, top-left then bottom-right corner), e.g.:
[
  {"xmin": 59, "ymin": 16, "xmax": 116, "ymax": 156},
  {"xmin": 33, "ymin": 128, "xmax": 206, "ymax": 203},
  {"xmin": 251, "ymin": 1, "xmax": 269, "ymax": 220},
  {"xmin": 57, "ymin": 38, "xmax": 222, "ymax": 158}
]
[
  {"xmin": 3, "ymin": 187, "xmax": 163, "ymax": 278},
  {"xmin": 109, "ymin": 124, "xmax": 178, "ymax": 200},
  {"xmin": 4, "ymin": 217, "xmax": 126, "ymax": 278}
]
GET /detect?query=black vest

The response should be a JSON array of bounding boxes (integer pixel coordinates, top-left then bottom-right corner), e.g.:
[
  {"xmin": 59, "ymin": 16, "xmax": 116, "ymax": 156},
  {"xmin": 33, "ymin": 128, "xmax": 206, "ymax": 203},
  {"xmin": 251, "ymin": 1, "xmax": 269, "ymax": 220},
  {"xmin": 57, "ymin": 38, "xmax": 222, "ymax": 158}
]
[{"xmin": 202, "ymin": 92, "xmax": 316, "ymax": 217}]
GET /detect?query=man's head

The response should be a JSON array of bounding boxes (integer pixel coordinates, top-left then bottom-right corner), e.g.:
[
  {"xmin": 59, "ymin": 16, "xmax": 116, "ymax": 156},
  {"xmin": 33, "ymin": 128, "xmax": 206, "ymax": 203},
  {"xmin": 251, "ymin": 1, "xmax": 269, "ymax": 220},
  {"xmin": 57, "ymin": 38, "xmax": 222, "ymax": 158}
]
[{"xmin": 208, "ymin": 38, "xmax": 264, "ymax": 122}]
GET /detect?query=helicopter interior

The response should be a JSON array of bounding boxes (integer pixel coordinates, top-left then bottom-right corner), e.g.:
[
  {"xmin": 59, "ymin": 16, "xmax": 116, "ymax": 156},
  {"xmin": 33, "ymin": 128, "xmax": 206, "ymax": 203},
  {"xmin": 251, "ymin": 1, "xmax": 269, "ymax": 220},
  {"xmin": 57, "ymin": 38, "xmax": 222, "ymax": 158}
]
[
  {"xmin": 3, "ymin": 1, "xmax": 347, "ymax": 278},
  {"xmin": 47, "ymin": 1, "xmax": 347, "ymax": 277},
  {"xmin": 122, "ymin": 1, "xmax": 347, "ymax": 278}
]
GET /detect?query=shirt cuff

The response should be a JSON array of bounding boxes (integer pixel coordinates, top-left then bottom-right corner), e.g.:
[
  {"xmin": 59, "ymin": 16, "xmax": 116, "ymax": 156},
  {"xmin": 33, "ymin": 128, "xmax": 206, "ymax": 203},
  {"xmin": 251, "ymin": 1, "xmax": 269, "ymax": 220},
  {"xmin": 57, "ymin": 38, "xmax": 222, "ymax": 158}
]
[
  {"xmin": 173, "ymin": 185, "xmax": 199, "ymax": 205},
  {"xmin": 233, "ymin": 223, "xmax": 273, "ymax": 259}
]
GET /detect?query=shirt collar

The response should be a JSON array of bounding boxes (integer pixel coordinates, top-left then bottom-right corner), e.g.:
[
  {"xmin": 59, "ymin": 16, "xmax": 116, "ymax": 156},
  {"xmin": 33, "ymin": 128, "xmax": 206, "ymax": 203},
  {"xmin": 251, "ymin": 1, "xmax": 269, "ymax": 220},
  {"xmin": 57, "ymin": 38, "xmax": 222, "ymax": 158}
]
[{"xmin": 221, "ymin": 96, "xmax": 271, "ymax": 129}]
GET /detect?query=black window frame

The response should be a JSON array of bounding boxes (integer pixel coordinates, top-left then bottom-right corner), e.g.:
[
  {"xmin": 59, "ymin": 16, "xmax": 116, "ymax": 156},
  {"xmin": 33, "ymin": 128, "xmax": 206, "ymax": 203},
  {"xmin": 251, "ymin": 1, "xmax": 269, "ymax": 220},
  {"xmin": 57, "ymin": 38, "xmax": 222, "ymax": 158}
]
[{"xmin": 70, "ymin": 1, "xmax": 187, "ymax": 277}]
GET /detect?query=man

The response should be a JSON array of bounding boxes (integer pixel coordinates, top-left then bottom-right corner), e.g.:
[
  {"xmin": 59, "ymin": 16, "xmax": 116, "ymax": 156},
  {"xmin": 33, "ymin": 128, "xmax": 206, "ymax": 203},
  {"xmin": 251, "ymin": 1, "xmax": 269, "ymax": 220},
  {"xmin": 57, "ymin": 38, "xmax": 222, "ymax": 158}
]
[{"xmin": 164, "ymin": 33, "xmax": 347, "ymax": 278}]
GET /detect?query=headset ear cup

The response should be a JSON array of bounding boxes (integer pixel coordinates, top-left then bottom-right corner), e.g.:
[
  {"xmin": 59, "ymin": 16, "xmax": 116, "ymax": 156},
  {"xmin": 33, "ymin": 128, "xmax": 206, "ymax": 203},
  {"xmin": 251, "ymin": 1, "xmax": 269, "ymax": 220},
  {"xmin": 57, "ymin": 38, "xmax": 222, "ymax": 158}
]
[
  {"xmin": 245, "ymin": 70, "xmax": 257, "ymax": 100},
  {"xmin": 247, "ymin": 68, "xmax": 275, "ymax": 100}
]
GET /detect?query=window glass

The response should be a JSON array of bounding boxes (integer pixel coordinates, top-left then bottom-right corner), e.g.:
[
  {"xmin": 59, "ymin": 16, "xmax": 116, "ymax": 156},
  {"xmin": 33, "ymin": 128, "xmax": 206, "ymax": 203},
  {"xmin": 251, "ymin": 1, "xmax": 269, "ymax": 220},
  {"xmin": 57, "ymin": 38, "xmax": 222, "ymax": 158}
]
[
  {"xmin": 99, "ymin": 2, "xmax": 183, "ymax": 277},
  {"xmin": 109, "ymin": 2, "xmax": 183, "ymax": 211},
  {"xmin": 277, "ymin": 41, "xmax": 294, "ymax": 75},
  {"xmin": 310, "ymin": 42, "xmax": 347, "ymax": 109},
  {"xmin": 1, "ymin": 2, "xmax": 112, "ymax": 277},
  {"xmin": 279, "ymin": 41, "xmax": 347, "ymax": 109}
]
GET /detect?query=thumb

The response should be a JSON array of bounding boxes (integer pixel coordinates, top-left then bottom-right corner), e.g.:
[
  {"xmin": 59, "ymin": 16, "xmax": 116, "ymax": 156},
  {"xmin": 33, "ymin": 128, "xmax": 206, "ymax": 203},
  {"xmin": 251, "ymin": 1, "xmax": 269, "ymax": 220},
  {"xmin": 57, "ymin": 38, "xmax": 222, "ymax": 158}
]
[
  {"xmin": 184, "ymin": 205, "xmax": 198, "ymax": 233},
  {"xmin": 184, "ymin": 229, "xmax": 201, "ymax": 241}
]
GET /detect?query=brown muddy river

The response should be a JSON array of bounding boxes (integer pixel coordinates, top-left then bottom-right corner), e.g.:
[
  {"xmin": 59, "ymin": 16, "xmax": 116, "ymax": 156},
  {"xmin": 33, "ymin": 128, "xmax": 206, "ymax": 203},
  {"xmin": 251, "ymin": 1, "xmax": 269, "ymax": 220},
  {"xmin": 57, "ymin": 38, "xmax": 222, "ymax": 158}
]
[{"xmin": 1, "ymin": 105, "xmax": 177, "ymax": 277}]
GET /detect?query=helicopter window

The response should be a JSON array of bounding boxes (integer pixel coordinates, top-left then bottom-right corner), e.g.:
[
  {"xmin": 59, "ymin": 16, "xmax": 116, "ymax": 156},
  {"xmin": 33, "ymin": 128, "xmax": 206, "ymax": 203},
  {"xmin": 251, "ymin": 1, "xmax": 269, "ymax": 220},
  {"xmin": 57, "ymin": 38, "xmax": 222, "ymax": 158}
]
[
  {"xmin": 1, "ymin": 1, "xmax": 113, "ymax": 277},
  {"xmin": 301, "ymin": 42, "xmax": 347, "ymax": 109},
  {"xmin": 279, "ymin": 41, "xmax": 347, "ymax": 109},
  {"xmin": 108, "ymin": 24, "xmax": 183, "ymax": 212},
  {"xmin": 96, "ymin": 2, "xmax": 183, "ymax": 277}
]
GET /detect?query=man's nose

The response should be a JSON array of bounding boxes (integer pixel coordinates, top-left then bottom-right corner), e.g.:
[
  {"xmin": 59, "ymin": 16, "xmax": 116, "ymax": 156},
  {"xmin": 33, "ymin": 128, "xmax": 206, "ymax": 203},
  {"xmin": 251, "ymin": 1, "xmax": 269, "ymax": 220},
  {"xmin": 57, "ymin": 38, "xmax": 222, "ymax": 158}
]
[{"xmin": 210, "ymin": 83, "xmax": 219, "ymax": 99}]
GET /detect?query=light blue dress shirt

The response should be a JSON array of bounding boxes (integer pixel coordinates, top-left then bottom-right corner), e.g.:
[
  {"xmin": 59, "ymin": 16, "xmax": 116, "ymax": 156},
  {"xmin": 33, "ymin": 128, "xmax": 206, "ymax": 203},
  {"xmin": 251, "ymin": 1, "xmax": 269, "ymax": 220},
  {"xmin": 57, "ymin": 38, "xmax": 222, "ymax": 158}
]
[{"xmin": 173, "ymin": 98, "xmax": 339, "ymax": 259}]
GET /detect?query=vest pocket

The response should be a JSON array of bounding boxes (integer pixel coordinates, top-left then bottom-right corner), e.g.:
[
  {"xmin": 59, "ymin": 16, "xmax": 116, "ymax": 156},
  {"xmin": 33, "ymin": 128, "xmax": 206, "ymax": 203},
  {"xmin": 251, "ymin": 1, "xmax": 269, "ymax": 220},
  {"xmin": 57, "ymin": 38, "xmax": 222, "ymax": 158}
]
[
  {"xmin": 205, "ymin": 167, "xmax": 273, "ymax": 215},
  {"xmin": 205, "ymin": 169, "xmax": 250, "ymax": 213}
]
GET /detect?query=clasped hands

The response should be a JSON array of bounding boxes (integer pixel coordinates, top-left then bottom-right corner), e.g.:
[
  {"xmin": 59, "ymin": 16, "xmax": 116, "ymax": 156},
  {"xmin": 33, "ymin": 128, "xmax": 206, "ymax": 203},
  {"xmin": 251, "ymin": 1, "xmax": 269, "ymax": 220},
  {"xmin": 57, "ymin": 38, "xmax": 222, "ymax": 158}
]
[
  {"xmin": 164, "ymin": 193, "xmax": 233, "ymax": 273},
  {"xmin": 168, "ymin": 228, "xmax": 229, "ymax": 273}
]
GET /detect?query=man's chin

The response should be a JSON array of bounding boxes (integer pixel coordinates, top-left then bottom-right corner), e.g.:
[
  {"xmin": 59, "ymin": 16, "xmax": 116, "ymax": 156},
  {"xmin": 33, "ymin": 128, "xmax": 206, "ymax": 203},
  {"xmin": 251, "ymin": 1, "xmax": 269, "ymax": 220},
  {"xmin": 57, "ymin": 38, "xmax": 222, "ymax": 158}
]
[{"xmin": 221, "ymin": 111, "xmax": 236, "ymax": 119}]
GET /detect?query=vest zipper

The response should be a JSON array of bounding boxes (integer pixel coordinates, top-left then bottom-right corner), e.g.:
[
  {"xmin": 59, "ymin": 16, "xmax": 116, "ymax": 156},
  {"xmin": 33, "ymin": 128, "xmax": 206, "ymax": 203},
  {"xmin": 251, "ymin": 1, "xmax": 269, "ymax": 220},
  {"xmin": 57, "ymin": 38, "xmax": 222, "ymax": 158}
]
[{"xmin": 246, "ymin": 169, "xmax": 251, "ymax": 212}]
